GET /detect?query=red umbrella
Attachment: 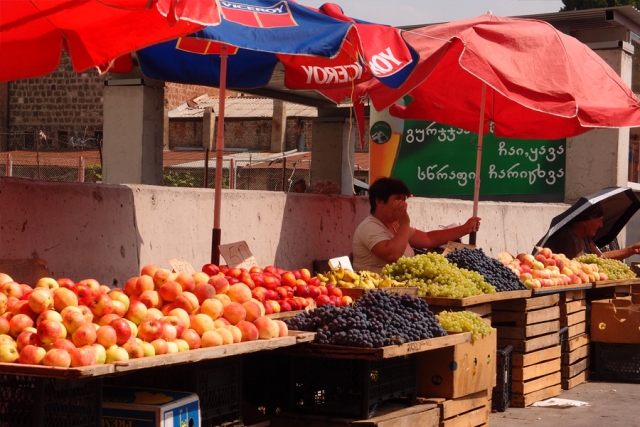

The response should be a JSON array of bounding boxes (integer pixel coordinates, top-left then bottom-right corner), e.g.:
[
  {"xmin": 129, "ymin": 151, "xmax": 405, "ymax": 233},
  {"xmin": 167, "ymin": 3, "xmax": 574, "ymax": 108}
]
[
  {"xmin": 0, "ymin": 0, "xmax": 218, "ymax": 82},
  {"xmin": 341, "ymin": 14, "xmax": 640, "ymax": 243}
]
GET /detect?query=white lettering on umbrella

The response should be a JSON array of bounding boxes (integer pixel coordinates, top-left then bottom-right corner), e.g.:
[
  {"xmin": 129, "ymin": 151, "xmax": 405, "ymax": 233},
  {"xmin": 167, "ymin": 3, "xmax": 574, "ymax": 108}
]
[
  {"xmin": 368, "ymin": 47, "xmax": 402, "ymax": 76},
  {"xmin": 301, "ymin": 63, "xmax": 363, "ymax": 85},
  {"xmin": 221, "ymin": 1, "xmax": 285, "ymax": 14}
]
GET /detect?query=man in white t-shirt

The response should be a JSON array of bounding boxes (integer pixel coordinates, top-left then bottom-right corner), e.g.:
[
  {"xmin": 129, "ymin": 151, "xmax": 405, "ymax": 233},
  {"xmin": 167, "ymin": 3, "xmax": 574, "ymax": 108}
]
[{"xmin": 352, "ymin": 178, "xmax": 481, "ymax": 273}]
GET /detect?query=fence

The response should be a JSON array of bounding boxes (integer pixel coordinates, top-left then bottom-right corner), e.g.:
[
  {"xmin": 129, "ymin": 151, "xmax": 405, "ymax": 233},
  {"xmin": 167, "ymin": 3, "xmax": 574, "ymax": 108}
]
[{"xmin": 0, "ymin": 150, "xmax": 369, "ymax": 193}]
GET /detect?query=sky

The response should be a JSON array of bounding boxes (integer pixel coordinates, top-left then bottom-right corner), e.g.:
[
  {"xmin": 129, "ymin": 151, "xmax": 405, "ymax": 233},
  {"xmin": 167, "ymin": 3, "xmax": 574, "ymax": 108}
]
[{"xmin": 298, "ymin": 0, "xmax": 565, "ymax": 27}]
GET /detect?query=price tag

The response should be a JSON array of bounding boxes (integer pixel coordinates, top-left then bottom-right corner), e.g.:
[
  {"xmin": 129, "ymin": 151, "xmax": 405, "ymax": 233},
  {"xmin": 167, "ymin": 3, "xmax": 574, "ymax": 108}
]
[
  {"xmin": 218, "ymin": 241, "xmax": 258, "ymax": 269},
  {"xmin": 167, "ymin": 259, "xmax": 196, "ymax": 274},
  {"xmin": 328, "ymin": 256, "xmax": 353, "ymax": 272},
  {"xmin": 441, "ymin": 241, "xmax": 476, "ymax": 256}
]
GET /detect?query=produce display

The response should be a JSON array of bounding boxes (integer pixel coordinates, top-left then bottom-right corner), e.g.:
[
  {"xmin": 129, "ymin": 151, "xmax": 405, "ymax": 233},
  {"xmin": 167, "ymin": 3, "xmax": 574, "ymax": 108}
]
[
  {"xmin": 317, "ymin": 268, "xmax": 406, "ymax": 289},
  {"xmin": 382, "ymin": 253, "xmax": 496, "ymax": 298},
  {"xmin": 499, "ymin": 247, "xmax": 610, "ymax": 289},
  {"xmin": 286, "ymin": 290, "xmax": 447, "ymax": 348},
  {"xmin": 0, "ymin": 266, "xmax": 292, "ymax": 368},
  {"xmin": 436, "ymin": 311, "xmax": 494, "ymax": 341},
  {"xmin": 574, "ymin": 254, "xmax": 636, "ymax": 280},
  {"xmin": 445, "ymin": 248, "xmax": 527, "ymax": 292}
]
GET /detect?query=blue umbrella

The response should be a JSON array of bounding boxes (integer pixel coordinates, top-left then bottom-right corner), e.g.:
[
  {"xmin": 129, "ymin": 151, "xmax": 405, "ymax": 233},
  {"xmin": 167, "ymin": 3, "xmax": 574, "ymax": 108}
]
[{"xmin": 130, "ymin": 1, "xmax": 417, "ymax": 263}]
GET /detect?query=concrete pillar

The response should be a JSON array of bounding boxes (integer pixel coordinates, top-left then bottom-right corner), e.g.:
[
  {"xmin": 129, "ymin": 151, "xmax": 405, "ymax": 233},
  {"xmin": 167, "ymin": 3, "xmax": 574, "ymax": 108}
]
[
  {"xmin": 311, "ymin": 117, "xmax": 356, "ymax": 195},
  {"xmin": 564, "ymin": 46, "xmax": 632, "ymax": 204},
  {"xmin": 103, "ymin": 81, "xmax": 165, "ymax": 185},
  {"xmin": 270, "ymin": 100, "xmax": 286, "ymax": 152}
]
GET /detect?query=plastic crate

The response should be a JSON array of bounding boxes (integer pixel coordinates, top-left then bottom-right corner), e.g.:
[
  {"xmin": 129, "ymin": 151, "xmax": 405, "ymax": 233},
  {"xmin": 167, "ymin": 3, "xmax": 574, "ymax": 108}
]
[
  {"xmin": 106, "ymin": 356, "xmax": 242, "ymax": 426},
  {"xmin": 492, "ymin": 345, "xmax": 512, "ymax": 412},
  {"xmin": 289, "ymin": 354, "xmax": 417, "ymax": 419},
  {"xmin": 0, "ymin": 375, "xmax": 102, "ymax": 427},
  {"xmin": 592, "ymin": 342, "xmax": 640, "ymax": 383},
  {"xmin": 559, "ymin": 326, "xmax": 569, "ymax": 353}
]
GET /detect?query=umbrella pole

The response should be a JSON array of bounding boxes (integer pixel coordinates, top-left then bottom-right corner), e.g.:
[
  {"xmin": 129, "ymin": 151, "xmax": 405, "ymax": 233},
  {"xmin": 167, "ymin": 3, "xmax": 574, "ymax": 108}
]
[
  {"xmin": 212, "ymin": 45, "xmax": 228, "ymax": 264},
  {"xmin": 469, "ymin": 82, "xmax": 486, "ymax": 246}
]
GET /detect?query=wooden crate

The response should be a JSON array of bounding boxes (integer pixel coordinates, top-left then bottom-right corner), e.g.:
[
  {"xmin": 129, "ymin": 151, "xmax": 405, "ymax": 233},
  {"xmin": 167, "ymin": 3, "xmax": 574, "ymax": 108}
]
[
  {"xmin": 567, "ymin": 321, "xmax": 587, "ymax": 339},
  {"xmin": 511, "ymin": 384, "xmax": 562, "ymax": 408},
  {"xmin": 561, "ymin": 333, "xmax": 590, "ymax": 391},
  {"xmin": 498, "ymin": 330, "xmax": 559, "ymax": 353},
  {"xmin": 559, "ymin": 299, "xmax": 586, "ymax": 316},
  {"xmin": 562, "ymin": 370, "xmax": 589, "ymax": 390},
  {"xmin": 419, "ymin": 390, "xmax": 489, "ymax": 427},
  {"xmin": 560, "ymin": 309, "xmax": 586, "ymax": 327},
  {"xmin": 497, "ymin": 320, "xmax": 560, "ymax": 340},
  {"xmin": 428, "ymin": 303, "xmax": 492, "ymax": 319},
  {"xmin": 559, "ymin": 290, "xmax": 586, "ymax": 302},
  {"xmin": 492, "ymin": 293, "xmax": 559, "ymax": 312}
]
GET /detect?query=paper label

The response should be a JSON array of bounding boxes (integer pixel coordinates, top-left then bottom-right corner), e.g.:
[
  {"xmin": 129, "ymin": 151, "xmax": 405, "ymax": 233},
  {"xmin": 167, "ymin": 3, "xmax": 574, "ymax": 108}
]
[
  {"xmin": 219, "ymin": 241, "xmax": 258, "ymax": 269},
  {"xmin": 328, "ymin": 256, "xmax": 353, "ymax": 272},
  {"xmin": 167, "ymin": 259, "xmax": 196, "ymax": 274}
]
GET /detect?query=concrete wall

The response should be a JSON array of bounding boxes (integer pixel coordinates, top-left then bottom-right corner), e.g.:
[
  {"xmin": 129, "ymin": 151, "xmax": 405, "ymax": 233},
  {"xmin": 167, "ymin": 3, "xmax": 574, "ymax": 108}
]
[{"xmin": 0, "ymin": 178, "xmax": 567, "ymax": 287}]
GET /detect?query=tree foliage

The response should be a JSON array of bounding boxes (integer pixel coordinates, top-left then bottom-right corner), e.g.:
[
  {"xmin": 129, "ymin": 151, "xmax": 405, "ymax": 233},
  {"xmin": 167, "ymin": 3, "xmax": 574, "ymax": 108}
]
[{"xmin": 561, "ymin": 0, "xmax": 639, "ymax": 11}]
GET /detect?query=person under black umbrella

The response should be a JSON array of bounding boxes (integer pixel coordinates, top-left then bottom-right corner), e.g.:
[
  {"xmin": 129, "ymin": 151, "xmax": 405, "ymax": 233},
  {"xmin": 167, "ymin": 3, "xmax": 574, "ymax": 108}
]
[{"xmin": 544, "ymin": 203, "xmax": 640, "ymax": 260}]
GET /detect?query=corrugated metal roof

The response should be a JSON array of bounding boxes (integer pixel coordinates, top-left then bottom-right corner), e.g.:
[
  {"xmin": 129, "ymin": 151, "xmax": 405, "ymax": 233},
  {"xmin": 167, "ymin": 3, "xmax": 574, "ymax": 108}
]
[{"xmin": 169, "ymin": 94, "xmax": 318, "ymax": 119}]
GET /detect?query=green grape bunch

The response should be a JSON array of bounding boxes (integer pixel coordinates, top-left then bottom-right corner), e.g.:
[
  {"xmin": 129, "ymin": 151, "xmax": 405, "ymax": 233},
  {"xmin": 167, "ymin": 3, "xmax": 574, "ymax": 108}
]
[
  {"xmin": 436, "ymin": 310, "xmax": 494, "ymax": 341},
  {"xmin": 382, "ymin": 253, "xmax": 496, "ymax": 298},
  {"xmin": 574, "ymin": 254, "xmax": 636, "ymax": 280}
]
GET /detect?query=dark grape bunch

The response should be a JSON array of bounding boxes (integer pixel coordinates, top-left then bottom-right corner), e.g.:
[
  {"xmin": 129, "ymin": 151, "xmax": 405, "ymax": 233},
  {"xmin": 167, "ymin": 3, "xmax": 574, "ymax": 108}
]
[
  {"xmin": 445, "ymin": 248, "xmax": 527, "ymax": 292},
  {"xmin": 285, "ymin": 290, "xmax": 447, "ymax": 348}
]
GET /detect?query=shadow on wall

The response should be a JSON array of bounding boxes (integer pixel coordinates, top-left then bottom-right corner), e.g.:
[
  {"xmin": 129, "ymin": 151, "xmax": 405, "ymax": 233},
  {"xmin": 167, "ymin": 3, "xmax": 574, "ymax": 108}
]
[
  {"xmin": 0, "ymin": 177, "xmax": 143, "ymax": 287},
  {"xmin": 272, "ymin": 192, "xmax": 370, "ymax": 271}
]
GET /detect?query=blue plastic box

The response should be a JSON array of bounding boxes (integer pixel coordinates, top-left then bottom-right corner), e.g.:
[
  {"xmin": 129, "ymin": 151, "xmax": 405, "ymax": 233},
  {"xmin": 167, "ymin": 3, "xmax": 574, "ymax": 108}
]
[{"xmin": 102, "ymin": 386, "xmax": 200, "ymax": 427}]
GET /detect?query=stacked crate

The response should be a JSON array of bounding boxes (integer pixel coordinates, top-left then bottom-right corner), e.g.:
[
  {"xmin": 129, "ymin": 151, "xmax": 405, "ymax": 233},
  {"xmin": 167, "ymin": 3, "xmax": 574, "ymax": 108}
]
[
  {"xmin": 419, "ymin": 389, "xmax": 490, "ymax": 427},
  {"xmin": 559, "ymin": 290, "xmax": 590, "ymax": 390},
  {"xmin": 492, "ymin": 294, "xmax": 561, "ymax": 407}
]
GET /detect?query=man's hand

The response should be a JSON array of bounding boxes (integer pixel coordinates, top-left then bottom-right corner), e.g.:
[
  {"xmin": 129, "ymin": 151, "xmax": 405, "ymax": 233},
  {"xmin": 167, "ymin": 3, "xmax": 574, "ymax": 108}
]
[
  {"xmin": 463, "ymin": 217, "xmax": 481, "ymax": 234},
  {"xmin": 393, "ymin": 199, "xmax": 410, "ymax": 226}
]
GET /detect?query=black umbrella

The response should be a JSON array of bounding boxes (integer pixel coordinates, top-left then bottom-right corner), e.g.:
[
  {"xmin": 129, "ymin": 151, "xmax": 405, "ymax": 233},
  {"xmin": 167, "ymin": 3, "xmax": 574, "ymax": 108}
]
[{"xmin": 536, "ymin": 187, "xmax": 640, "ymax": 251}]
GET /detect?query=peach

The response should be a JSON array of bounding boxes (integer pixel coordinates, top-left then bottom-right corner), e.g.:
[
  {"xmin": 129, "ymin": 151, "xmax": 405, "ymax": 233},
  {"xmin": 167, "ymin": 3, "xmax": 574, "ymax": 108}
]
[
  {"xmin": 236, "ymin": 320, "xmax": 259, "ymax": 342},
  {"xmin": 250, "ymin": 299, "xmax": 266, "ymax": 316},
  {"xmin": 243, "ymin": 301, "xmax": 262, "ymax": 323},
  {"xmin": 175, "ymin": 273, "xmax": 196, "ymax": 293},
  {"xmin": 140, "ymin": 264, "xmax": 159, "ymax": 277},
  {"xmin": 174, "ymin": 292, "xmax": 199, "ymax": 313},
  {"xmin": 253, "ymin": 317, "xmax": 279, "ymax": 339},
  {"xmin": 135, "ymin": 275, "xmax": 155, "ymax": 296},
  {"xmin": 215, "ymin": 327, "xmax": 234, "ymax": 345},
  {"xmin": 153, "ymin": 268, "xmax": 172, "ymax": 288},
  {"xmin": 193, "ymin": 283, "xmax": 216, "ymax": 304},
  {"xmin": 200, "ymin": 299, "xmax": 224, "ymax": 321},
  {"xmin": 192, "ymin": 272, "xmax": 210, "ymax": 285},
  {"xmin": 139, "ymin": 290, "xmax": 162, "ymax": 310},
  {"xmin": 159, "ymin": 281, "xmax": 183, "ymax": 302},
  {"xmin": 225, "ymin": 325, "xmax": 242, "ymax": 343},
  {"xmin": 191, "ymin": 313, "xmax": 216, "ymax": 336},
  {"xmin": 123, "ymin": 277, "xmax": 139, "ymax": 296},
  {"xmin": 160, "ymin": 303, "xmax": 176, "ymax": 316},
  {"xmin": 213, "ymin": 294, "xmax": 231, "ymax": 306},
  {"xmin": 208, "ymin": 275, "xmax": 230, "ymax": 295},
  {"xmin": 213, "ymin": 318, "xmax": 230, "ymax": 329},
  {"xmin": 222, "ymin": 302, "xmax": 246, "ymax": 325},
  {"xmin": 200, "ymin": 330, "xmax": 223, "ymax": 348},
  {"xmin": 275, "ymin": 320, "xmax": 288, "ymax": 337},
  {"xmin": 227, "ymin": 284, "xmax": 252, "ymax": 304}
]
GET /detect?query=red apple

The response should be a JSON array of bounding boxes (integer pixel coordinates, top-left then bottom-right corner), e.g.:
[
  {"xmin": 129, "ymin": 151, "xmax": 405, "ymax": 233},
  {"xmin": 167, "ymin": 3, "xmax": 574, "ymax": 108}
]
[
  {"xmin": 319, "ymin": 285, "xmax": 329, "ymax": 296},
  {"xmin": 295, "ymin": 284, "xmax": 310, "ymax": 298},
  {"xmin": 109, "ymin": 318, "xmax": 132, "ymax": 346},
  {"xmin": 89, "ymin": 293, "xmax": 114, "ymax": 317},
  {"xmin": 43, "ymin": 348, "xmax": 71, "ymax": 367},
  {"xmin": 16, "ymin": 330, "xmax": 41, "ymax": 352},
  {"xmin": 72, "ymin": 284, "xmax": 93, "ymax": 306},
  {"xmin": 122, "ymin": 339, "xmax": 144, "ymax": 359},
  {"xmin": 308, "ymin": 285, "xmax": 321, "ymax": 299},
  {"xmin": 72, "ymin": 323, "xmax": 97, "ymax": 347},
  {"xmin": 37, "ymin": 319, "xmax": 66, "ymax": 344},
  {"xmin": 292, "ymin": 270, "xmax": 302, "ymax": 280},
  {"xmin": 180, "ymin": 329, "xmax": 201, "ymax": 349},
  {"xmin": 56, "ymin": 278, "xmax": 75, "ymax": 289},
  {"xmin": 137, "ymin": 318, "xmax": 165, "ymax": 342},
  {"xmin": 279, "ymin": 300, "xmax": 292, "ymax": 312},
  {"xmin": 308, "ymin": 277, "xmax": 321, "ymax": 287},
  {"xmin": 19, "ymin": 344, "xmax": 46, "ymax": 365},
  {"xmin": 96, "ymin": 325, "xmax": 117, "ymax": 348},
  {"xmin": 316, "ymin": 295, "xmax": 331, "ymax": 307}
]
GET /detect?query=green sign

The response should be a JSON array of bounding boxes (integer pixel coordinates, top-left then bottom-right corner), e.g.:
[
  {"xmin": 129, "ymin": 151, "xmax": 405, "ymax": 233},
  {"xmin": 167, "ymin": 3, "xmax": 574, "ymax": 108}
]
[{"xmin": 390, "ymin": 121, "xmax": 565, "ymax": 197}]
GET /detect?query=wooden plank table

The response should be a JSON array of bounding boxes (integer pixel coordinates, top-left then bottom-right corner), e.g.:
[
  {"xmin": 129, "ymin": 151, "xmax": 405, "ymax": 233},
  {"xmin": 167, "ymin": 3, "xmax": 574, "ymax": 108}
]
[
  {"xmin": 591, "ymin": 278, "xmax": 640, "ymax": 288},
  {"xmin": 531, "ymin": 283, "xmax": 592, "ymax": 295},
  {"xmin": 0, "ymin": 332, "xmax": 314, "ymax": 379},
  {"xmin": 421, "ymin": 290, "xmax": 531, "ymax": 307},
  {"xmin": 290, "ymin": 332, "xmax": 472, "ymax": 360}
]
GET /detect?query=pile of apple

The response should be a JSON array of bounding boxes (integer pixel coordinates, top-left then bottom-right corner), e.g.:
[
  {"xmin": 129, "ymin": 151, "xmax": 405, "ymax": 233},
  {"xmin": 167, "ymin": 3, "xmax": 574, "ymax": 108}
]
[
  {"xmin": 499, "ymin": 247, "xmax": 607, "ymax": 289},
  {"xmin": 0, "ymin": 265, "xmax": 289, "ymax": 368},
  {"xmin": 207, "ymin": 264, "xmax": 352, "ymax": 312}
]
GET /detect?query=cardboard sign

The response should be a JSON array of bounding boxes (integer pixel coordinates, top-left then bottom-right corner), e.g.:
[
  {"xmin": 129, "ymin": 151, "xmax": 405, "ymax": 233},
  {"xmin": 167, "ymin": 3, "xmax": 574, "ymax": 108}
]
[
  {"xmin": 441, "ymin": 241, "xmax": 477, "ymax": 256},
  {"xmin": 168, "ymin": 259, "xmax": 196, "ymax": 274},
  {"xmin": 218, "ymin": 241, "xmax": 258, "ymax": 269},
  {"xmin": 328, "ymin": 256, "xmax": 353, "ymax": 272}
]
